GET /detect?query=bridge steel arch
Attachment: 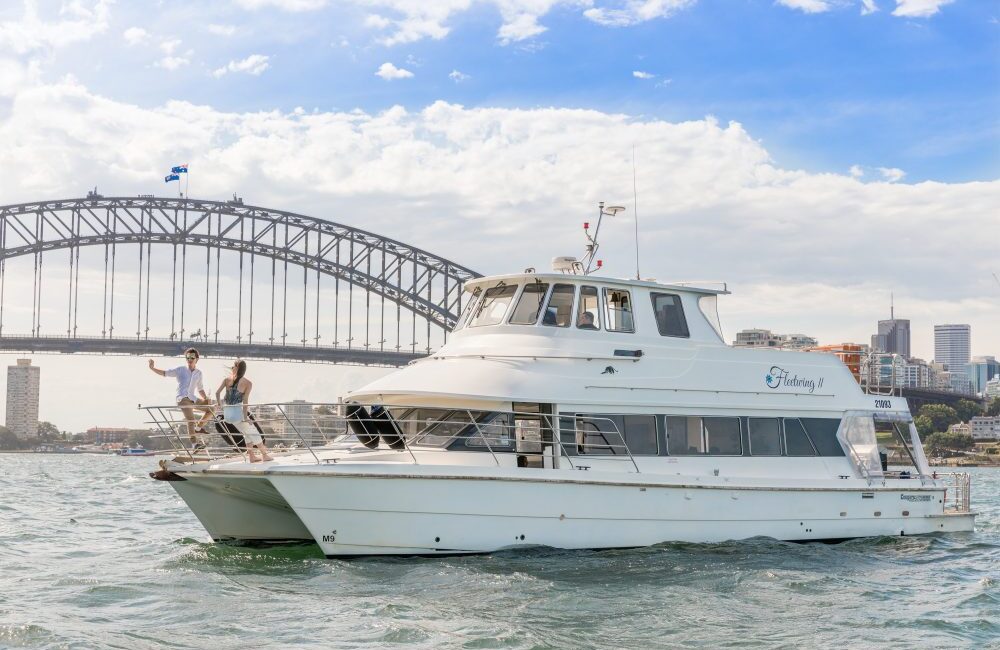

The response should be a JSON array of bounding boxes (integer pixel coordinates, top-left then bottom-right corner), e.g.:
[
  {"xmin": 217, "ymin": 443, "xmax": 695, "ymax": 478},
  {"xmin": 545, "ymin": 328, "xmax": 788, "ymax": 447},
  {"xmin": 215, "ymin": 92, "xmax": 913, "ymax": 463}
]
[{"xmin": 0, "ymin": 196, "xmax": 481, "ymax": 366}]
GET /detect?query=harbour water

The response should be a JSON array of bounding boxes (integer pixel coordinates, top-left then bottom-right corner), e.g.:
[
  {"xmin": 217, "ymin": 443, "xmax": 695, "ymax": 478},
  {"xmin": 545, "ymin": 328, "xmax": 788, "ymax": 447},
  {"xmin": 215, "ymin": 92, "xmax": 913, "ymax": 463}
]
[{"xmin": 0, "ymin": 455, "xmax": 997, "ymax": 649}]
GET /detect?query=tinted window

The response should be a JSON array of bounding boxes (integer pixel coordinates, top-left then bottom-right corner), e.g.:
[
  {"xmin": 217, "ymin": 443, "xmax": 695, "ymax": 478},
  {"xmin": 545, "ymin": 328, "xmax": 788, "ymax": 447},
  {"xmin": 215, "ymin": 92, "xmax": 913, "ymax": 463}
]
[
  {"xmin": 604, "ymin": 288, "xmax": 634, "ymax": 332},
  {"xmin": 704, "ymin": 417, "xmax": 742, "ymax": 455},
  {"xmin": 463, "ymin": 413, "xmax": 514, "ymax": 449},
  {"xmin": 577, "ymin": 286, "xmax": 601, "ymax": 330},
  {"xmin": 469, "ymin": 284, "xmax": 518, "ymax": 327},
  {"xmin": 624, "ymin": 415, "xmax": 658, "ymax": 455},
  {"xmin": 576, "ymin": 415, "xmax": 625, "ymax": 455},
  {"xmin": 666, "ymin": 416, "xmax": 704, "ymax": 455},
  {"xmin": 509, "ymin": 283, "xmax": 548, "ymax": 325},
  {"xmin": 651, "ymin": 293, "xmax": 689, "ymax": 338},
  {"xmin": 801, "ymin": 418, "xmax": 845, "ymax": 456},
  {"xmin": 749, "ymin": 418, "xmax": 782, "ymax": 455},
  {"xmin": 541, "ymin": 284, "xmax": 575, "ymax": 327},
  {"xmin": 783, "ymin": 418, "xmax": 816, "ymax": 456}
]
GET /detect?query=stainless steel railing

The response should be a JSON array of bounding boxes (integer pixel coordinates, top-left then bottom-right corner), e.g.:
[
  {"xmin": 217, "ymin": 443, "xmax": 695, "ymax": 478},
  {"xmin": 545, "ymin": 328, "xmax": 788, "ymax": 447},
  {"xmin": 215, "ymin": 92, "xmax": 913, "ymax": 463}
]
[
  {"xmin": 940, "ymin": 472, "xmax": 972, "ymax": 513},
  {"xmin": 141, "ymin": 402, "xmax": 644, "ymax": 473}
]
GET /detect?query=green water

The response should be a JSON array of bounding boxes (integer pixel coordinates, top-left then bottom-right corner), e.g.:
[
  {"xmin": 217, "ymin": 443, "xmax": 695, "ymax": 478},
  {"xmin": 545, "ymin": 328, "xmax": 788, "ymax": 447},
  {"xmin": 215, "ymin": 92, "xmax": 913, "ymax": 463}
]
[{"xmin": 0, "ymin": 455, "xmax": 997, "ymax": 649}]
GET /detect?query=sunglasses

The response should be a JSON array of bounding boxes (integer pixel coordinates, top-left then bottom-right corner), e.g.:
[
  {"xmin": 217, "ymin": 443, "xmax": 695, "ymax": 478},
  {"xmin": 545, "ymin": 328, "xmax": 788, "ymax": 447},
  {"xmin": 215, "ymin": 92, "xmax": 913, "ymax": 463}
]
[{"xmin": 185, "ymin": 355, "xmax": 198, "ymax": 361}]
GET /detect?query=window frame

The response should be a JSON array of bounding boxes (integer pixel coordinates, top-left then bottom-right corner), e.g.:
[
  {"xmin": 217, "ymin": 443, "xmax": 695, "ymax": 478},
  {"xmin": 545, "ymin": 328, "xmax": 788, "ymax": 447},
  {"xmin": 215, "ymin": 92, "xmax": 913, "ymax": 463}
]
[
  {"xmin": 747, "ymin": 417, "xmax": 783, "ymax": 456},
  {"xmin": 454, "ymin": 287, "xmax": 483, "ymax": 331},
  {"xmin": 467, "ymin": 283, "xmax": 518, "ymax": 328},
  {"xmin": 649, "ymin": 292, "xmax": 690, "ymax": 338},
  {"xmin": 576, "ymin": 285, "xmax": 603, "ymax": 331},
  {"xmin": 603, "ymin": 287, "xmax": 635, "ymax": 333},
  {"xmin": 666, "ymin": 415, "xmax": 706, "ymax": 455},
  {"xmin": 702, "ymin": 416, "xmax": 744, "ymax": 456},
  {"xmin": 508, "ymin": 281, "xmax": 550, "ymax": 326},
  {"xmin": 782, "ymin": 418, "xmax": 818, "ymax": 456},
  {"xmin": 540, "ymin": 283, "xmax": 577, "ymax": 328}
]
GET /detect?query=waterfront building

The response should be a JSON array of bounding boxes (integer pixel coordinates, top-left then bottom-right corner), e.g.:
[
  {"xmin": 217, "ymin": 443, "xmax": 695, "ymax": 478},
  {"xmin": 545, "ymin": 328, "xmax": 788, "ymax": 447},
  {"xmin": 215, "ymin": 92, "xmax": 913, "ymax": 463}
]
[
  {"xmin": 969, "ymin": 416, "xmax": 1000, "ymax": 441},
  {"xmin": 901, "ymin": 358, "xmax": 932, "ymax": 389},
  {"xmin": 810, "ymin": 343, "xmax": 868, "ymax": 382},
  {"xmin": 733, "ymin": 329, "xmax": 817, "ymax": 350},
  {"xmin": 934, "ymin": 323, "xmax": 971, "ymax": 381},
  {"xmin": 285, "ymin": 399, "xmax": 315, "ymax": 436},
  {"xmin": 947, "ymin": 422, "xmax": 971, "ymax": 436},
  {"xmin": 968, "ymin": 356, "xmax": 1000, "ymax": 396},
  {"xmin": 6, "ymin": 359, "xmax": 40, "ymax": 439},
  {"xmin": 87, "ymin": 427, "xmax": 130, "ymax": 445}
]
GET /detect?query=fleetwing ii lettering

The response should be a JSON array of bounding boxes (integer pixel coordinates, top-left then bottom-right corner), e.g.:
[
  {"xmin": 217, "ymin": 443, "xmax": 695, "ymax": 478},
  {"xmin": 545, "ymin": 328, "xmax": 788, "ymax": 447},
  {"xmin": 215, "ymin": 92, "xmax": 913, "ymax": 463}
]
[{"xmin": 765, "ymin": 366, "xmax": 824, "ymax": 394}]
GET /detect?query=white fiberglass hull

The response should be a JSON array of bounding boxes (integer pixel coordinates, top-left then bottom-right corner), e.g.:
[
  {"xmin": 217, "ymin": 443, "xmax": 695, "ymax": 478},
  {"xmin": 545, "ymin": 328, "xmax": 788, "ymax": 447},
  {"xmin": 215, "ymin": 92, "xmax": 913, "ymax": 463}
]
[{"xmin": 264, "ymin": 469, "xmax": 975, "ymax": 556}]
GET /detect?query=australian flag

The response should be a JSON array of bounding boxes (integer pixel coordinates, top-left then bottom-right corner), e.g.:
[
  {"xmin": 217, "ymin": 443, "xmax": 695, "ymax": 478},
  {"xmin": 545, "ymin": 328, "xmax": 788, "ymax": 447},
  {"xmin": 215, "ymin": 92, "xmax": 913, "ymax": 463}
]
[
  {"xmin": 164, "ymin": 174, "xmax": 180, "ymax": 183},
  {"xmin": 171, "ymin": 164, "xmax": 188, "ymax": 174}
]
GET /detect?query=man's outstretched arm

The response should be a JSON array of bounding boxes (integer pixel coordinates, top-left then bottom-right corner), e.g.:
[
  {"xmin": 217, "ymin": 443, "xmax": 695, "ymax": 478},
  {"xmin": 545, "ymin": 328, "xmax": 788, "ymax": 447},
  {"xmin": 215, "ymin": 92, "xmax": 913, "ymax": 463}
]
[{"xmin": 148, "ymin": 359, "xmax": 166, "ymax": 377}]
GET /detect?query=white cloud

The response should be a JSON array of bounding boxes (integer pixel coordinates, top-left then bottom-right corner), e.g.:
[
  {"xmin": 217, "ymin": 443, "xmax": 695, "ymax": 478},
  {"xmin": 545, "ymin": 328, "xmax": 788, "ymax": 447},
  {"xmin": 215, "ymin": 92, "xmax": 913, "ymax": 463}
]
[
  {"xmin": 860, "ymin": 0, "xmax": 878, "ymax": 15},
  {"xmin": 0, "ymin": 81, "xmax": 995, "ymax": 365},
  {"xmin": 584, "ymin": 0, "xmax": 697, "ymax": 27},
  {"xmin": 891, "ymin": 0, "xmax": 954, "ymax": 17},
  {"xmin": 364, "ymin": 14, "xmax": 391, "ymax": 29},
  {"xmin": 160, "ymin": 38, "xmax": 182, "ymax": 55},
  {"xmin": 123, "ymin": 26, "xmax": 148, "ymax": 45},
  {"xmin": 774, "ymin": 0, "xmax": 833, "ymax": 13},
  {"xmin": 375, "ymin": 62, "xmax": 413, "ymax": 80},
  {"xmin": 0, "ymin": 0, "xmax": 113, "ymax": 55},
  {"xmin": 878, "ymin": 166, "xmax": 906, "ymax": 182},
  {"xmin": 207, "ymin": 24, "xmax": 237, "ymax": 36},
  {"xmin": 849, "ymin": 164, "xmax": 864, "ymax": 178},
  {"xmin": 234, "ymin": 0, "xmax": 327, "ymax": 10},
  {"xmin": 449, "ymin": 69, "xmax": 470, "ymax": 82},
  {"xmin": 633, "ymin": 70, "xmax": 654, "ymax": 79},
  {"xmin": 155, "ymin": 56, "xmax": 189, "ymax": 71},
  {"xmin": 213, "ymin": 54, "xmax": 270, "ymax": 77}
]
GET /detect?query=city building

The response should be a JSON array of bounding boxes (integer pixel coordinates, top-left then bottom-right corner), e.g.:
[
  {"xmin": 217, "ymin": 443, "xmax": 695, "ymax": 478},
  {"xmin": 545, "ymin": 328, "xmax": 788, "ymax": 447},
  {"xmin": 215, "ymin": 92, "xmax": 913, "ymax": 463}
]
[
  {"xmin": 285, "ymin": 399, "xmax": 315, "ymax": 437},
  {"xmin": 870, "ymin": 304, "xmax": 910, "ymax": 358},
  {"xmin": 947, "ymin": 422, "xmax": 971, "ymax": 436},
  {"xmin": 733, "ymin": 329, "xmax": 817, "ymax": 350},
  {"xmin": 968, "ymin": 356, "xmax": 1000, "ymax": 396},
  {"xmin": 901, "ymin": 358, "xmax": 932, "ymax": 389},
  {"xmin": 6, "ymin": 359, "xmax": 40, "ymax": 439},
  {"xmin": 934, "ymin": 324, "xmax": 972, "ymax": 393},
  {"xmin": 810, "ymin": 343, "xmax": 868, "ymax": 382},
  {"xmin": 986, "ymin": 375, "xmax": 1000, "ymax": 400},
  {"xmin": 969, "ymin": 416, "xmax": 1000, "ymax": 441}
]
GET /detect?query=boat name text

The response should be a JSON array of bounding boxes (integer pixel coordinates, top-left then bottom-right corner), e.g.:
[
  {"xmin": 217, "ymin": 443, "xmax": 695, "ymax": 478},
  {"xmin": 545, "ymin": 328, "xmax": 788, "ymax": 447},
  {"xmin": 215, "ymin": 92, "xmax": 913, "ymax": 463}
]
[
  {"xmin": 765, "ymin": 366, "xmax": 824, "ymax": 394},
  {"xmin": 900, "ymin": 494, "xmax": 932, "ymax": 502}
]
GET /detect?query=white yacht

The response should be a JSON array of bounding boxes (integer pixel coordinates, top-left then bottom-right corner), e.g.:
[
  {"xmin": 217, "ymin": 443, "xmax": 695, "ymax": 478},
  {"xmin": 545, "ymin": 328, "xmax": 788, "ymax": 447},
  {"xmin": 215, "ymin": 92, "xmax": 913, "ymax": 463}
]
[{"xmin": 149, "ymin": 213, "xmax": 974, "ymax": 556}]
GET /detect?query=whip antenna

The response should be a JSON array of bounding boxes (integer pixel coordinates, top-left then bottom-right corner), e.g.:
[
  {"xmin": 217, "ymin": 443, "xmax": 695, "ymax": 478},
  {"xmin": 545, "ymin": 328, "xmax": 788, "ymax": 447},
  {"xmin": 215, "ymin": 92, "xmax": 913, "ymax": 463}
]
[{"xmin": 632, "ymin": 144, "xmax": 640, "ymax": 280}]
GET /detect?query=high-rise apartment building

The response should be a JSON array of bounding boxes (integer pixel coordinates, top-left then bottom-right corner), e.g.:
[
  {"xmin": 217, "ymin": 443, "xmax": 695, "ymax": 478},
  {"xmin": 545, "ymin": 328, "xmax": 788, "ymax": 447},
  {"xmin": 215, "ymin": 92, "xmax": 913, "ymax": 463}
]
[
  {"xmin": 934, "ymin": 324, "xmax": 971, "ymax": 372},
  {"xmin": 6, "ymin": 359, "xmax": 40, "ymax": 439}
]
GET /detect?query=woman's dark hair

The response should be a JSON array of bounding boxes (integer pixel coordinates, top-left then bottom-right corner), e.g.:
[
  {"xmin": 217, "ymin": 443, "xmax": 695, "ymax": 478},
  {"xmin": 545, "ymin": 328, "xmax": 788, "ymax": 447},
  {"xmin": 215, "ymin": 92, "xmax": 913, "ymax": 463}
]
[{"xmin": 233, "ymin": 359, "xmax": 247, "ymax": 382}]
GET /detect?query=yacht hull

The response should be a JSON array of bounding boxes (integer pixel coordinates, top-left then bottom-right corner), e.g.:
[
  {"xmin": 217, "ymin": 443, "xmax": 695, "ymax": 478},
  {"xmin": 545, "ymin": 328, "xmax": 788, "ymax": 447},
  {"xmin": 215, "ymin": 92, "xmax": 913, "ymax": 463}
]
[
  {"xmin": 170, "ymin": 474, "xmax": 313, "ymax": 543},
  {"xmin": 266, "ymin": 470, "xmax": 975, "ymax": 556}
]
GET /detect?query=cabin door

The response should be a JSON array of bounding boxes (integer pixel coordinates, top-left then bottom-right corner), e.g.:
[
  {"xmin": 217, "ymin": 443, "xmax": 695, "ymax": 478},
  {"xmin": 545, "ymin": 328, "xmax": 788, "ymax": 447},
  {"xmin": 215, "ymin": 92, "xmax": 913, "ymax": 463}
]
[{"xmin": 511, "ymin": 402, "xmax": 556, "ymax": 469}]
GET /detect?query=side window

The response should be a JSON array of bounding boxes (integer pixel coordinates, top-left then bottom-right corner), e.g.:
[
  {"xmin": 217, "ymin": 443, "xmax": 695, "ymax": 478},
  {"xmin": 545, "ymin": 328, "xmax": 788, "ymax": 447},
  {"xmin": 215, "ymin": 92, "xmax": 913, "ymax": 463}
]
[
  {"xmin": 801, "ymin": 418, "xmax": 845, "ymax": 456},
  {"xmin": 577, "ymin": 286, "xmax": 601, "ymax": 330},
  {"xmin": 463, "ymin": 413, "xmax": 514, "ymax": 449},
  {"xmin": 469, "ymin": 284, "xmax": 518, "ymax": 327},
  {"xmin": 666, "ymin": 416, "xmax": 704, "ymax": 455},
  {"xmin": 454, "ymin": 288, "xmax": 482, "ymax": 331},
  {"xmin": 748, "ymin": 418, "xmax": 782, "ymax": 456},
  {"xmin": 541, "ymin": 284, "xmax": 575, "ymax": 327},
  {"xmin": 704, "ymin": 417, "xmax": 742, "ymax": 455},
  {"xmin": 650, "ymin": 292, "xmax": 689, "ymax": 338},
  {"xmin": 604, "ymin": 288, "xmax": 634, "ymax": 333},
  {"xmin": 575, "ymin": 415, "xmax": 625, "ymax": 455},
  {"xmin": 623, "ymin": 415, "xmax": 658, "ymax": 455},
  {"xmin": 783, "ymin": 418, "xmax": 817, "ymax": 456},
  {"xmin": 509, "ymin": 283, "xmax": 549, "ymax": 325}
]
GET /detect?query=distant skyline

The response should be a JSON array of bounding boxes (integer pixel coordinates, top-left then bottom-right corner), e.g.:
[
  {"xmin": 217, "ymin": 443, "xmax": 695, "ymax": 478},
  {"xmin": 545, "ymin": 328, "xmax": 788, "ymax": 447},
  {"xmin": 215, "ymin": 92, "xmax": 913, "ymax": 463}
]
[{"xmin": 0, "ymin": 0, "xmax": 997, "ymax": 429}]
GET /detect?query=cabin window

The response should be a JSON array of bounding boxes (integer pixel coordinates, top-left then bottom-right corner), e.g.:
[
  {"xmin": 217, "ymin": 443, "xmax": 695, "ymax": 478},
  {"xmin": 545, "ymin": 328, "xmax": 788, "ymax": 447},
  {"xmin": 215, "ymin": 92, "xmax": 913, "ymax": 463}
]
[
  {"xmin": 509, "ymin": 282, "xmax": 549, "ymax": 325},
  {"xmin": 604, "ymin": 288, "xmax": 635, "ymax": 332},
  {"xmin": 650, "ymin": 292, "xmax": 689, "ymax": 338},
  {"xmin": 574, "ymin": 414, "xmax": 657, "ymax": 455},
  {"xmin": 666, "ymin": 416, "xmax": 705, "ymax": 455},
  {"xmin": 748, "ymin": 418, "xmax": 782, "ymax": 456},
  {"xmin": 463, "ymin": 413, "xmax": 514, "ymax": 449},
  {"xmin": 454, "ymin": 288, "xmax": 482, "ymax": 331},
  {"xmin": 704, "ymin": 417, "xmax": 742, "ymax": 455},
  {"xmin": 541, "ymin": 284, "xmax": 575, "ymax": 327},
  {"xmin": 469, "ymin": 284, "xmax": 518, "ymax": 327},
  {"xmin": 698, "ymin": 295, "xmax": 725, "ymax": 341},
  {"xmin": 783, "ymin": 418, "xmax": 817, "ymax": 456},
  {"xmin": 801, "ymin": 418, "xmax": 845, "ymax": 456},
  {"xmin": 577, "ymin": 286, "xmax": 601, "ymax": 330}
]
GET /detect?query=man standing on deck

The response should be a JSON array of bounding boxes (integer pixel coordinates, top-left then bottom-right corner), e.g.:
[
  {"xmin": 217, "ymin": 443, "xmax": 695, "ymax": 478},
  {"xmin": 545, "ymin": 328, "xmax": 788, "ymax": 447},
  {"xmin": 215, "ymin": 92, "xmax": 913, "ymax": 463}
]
[{"xmin": 148, "ymin": 348, "xmax": 211, "ymax": 448}]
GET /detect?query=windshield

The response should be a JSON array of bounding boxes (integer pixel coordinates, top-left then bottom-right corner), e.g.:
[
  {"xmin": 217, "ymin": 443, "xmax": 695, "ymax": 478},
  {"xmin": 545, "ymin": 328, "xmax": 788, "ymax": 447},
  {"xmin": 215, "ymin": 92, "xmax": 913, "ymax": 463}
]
[
  {"xmin": 454, "ymin": 288, "xmax": 482, "ymax": 331},
  {"xmin": 386, "ymin": 408, "xmax": 486, "ymax": 447},
  {"xmin": 469, "ymin": 284, "xmax": 518, "ymax": 327}
]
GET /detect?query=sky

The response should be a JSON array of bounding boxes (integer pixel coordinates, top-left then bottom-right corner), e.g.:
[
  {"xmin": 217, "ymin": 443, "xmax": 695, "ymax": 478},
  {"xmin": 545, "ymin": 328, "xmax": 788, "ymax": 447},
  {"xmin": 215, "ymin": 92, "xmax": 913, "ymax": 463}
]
[{"xmin": 0, "ymin": 0, "xmax": 997, "ymax": 431}]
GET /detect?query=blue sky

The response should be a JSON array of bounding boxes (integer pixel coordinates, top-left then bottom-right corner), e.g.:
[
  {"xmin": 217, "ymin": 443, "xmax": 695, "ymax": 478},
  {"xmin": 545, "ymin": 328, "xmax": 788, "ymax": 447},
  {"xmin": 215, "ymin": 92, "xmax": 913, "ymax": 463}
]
[{"xmin": 17, "ymin": 0, "xmax": 998, "ymax": 183}]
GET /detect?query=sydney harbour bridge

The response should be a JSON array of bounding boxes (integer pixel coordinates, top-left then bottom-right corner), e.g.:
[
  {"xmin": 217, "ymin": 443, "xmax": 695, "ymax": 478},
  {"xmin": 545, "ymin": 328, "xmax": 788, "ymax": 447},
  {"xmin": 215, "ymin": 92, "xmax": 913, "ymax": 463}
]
[{"xmin": 0, "ymin": 194, "xmax": 481, "ymax": 366}]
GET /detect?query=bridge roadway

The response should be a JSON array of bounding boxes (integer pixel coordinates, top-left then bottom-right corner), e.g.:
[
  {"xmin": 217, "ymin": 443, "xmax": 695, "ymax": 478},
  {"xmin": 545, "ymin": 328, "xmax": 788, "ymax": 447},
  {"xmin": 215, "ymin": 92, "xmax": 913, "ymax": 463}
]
[{"xmin": 0, "ymin": 335, "xmax": 424, "ymax": 366}]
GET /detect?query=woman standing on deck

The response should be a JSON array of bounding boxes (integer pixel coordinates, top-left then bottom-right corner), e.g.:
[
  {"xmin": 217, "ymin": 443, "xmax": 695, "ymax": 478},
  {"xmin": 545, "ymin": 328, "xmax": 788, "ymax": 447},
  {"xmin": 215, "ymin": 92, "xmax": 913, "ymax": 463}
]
[{"xmin": 216, "ymin": 360, "xmax": 273, "ymax": 463}]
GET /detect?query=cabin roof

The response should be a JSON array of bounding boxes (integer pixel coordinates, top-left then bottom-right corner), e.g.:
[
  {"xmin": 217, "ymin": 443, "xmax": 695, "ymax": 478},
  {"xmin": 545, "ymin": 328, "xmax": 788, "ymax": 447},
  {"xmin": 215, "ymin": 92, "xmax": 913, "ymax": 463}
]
[{"xmin": 464, "ymin": 272, "xmax": 730, "ymax": 296}]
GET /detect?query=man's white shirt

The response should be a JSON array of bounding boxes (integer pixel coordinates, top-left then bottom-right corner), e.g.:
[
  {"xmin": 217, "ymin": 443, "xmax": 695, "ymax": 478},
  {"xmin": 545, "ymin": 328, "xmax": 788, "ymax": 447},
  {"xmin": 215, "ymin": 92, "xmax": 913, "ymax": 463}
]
[{"xmin": 165, "ymin": 365, "xmax": 205, "ymax": 403}]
